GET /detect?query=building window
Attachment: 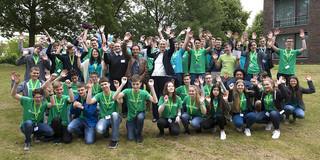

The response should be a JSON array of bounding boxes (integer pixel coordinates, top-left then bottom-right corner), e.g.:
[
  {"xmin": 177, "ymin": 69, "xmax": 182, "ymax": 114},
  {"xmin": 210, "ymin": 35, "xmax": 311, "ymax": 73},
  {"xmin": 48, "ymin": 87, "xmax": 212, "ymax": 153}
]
[
  {"xmin": 274, "ymin": 0, "xmax": 309, "ymax": 28},
  {"xmin": 273, "ymin": 33, "xmax": 308, "ymax": 59}
]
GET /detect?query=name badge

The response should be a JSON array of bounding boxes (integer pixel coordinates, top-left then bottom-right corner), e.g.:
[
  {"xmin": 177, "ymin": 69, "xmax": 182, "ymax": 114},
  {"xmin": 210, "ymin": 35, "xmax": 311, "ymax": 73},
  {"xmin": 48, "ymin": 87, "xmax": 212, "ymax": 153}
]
[
  {"xmin": 182, "ymin": 55, "xmax": 186, "ymax": 58},
  {"xmin": 240, "ymin": 113, "xmax": 244, "ymax": 117},
  {"xmin": 262, "ymin": 59, "xmax": 267, "ymax": 63},
  {"xmin": 168, "ymin": 119, "xmax": 172, "ymax": 123},
  {"xmin": 249, "ymin": 64, "xmax": 254, "ymax": 67},
  {"xmin": 34, "ymin": 126, "xmax": 39, "ymax": 132},
  {"xmin": 121, "ymin": 60, "xmax": 126, "ymax": 63},
  {"xmin": 285, "ymin": 65, "xmax": 290, "ymax": 69},
  {"xmin": 57, "ymin": 69, "xmax": 61, "ymax": 73},
  {"xmin": 172, "ymin": 65, "xmax": 176, "ymax": 68},
  {"xmin": 195, "ymin": 64, "xmax": 199, "ymax": 66},
  {"xmin": 265, "ymin": 112, "xmax": 270, "ymax": 117},
  {"xmin": 105, "ymin": 115, "xmax": 111, "ymax": 120},
  {"xmin": 279, "ymin": 110, "xmax": 284, "ymax": 114}
]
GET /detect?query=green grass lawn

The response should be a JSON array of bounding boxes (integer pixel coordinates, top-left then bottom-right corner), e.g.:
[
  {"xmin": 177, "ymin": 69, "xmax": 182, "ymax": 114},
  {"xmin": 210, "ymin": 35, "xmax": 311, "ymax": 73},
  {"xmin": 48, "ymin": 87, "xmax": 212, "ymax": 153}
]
[{"xmin": 1, "ymin": 64, "xmax": 319, "ymax": 160}]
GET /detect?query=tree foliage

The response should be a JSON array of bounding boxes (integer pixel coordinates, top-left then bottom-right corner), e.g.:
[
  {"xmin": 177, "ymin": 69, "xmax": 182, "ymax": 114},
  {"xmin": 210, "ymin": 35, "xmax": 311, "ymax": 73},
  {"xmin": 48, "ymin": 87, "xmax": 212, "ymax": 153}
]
[{"xmin": 247, "ymin": 10, "xmax": 264, "ymax": 40}]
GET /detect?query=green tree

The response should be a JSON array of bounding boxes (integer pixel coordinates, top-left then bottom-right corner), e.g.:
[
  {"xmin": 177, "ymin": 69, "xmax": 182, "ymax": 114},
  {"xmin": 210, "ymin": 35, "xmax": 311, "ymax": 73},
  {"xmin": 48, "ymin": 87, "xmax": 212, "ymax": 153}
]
[
  {"xmin": 0, "ymin": 0, "xmax": 88, "ymax": 47},
  {"xmin": 247, "ymin": 10, "xmax": 264, "ymax": 40},
  {"xmin": 0, "ymin": 37, "xmax": 30, "ymax": 64}
]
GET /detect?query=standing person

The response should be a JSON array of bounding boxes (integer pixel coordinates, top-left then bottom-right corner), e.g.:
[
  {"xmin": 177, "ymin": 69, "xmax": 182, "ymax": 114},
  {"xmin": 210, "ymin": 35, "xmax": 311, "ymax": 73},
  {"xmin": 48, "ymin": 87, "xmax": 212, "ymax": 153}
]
[
  {"xmin": 16, "ymin": 45, "xmax": 51, "ymax": 81},
  {"xmin": 258, "ymin": 36, "xmax": 274, "ymax": 78},
  {"xmin": 208, "ymin": 37, "xmax": 224, "ymax": 78},
  {"xmin": 147, "ymin": 27, "xmax": 175, "ymax": 122},
  {"xmin": 228, "ymin": 80, "xmax": 257, "ymax": 137},
  {"xmin": 112, "ymin": 75, "xmax": 158, "ymax": 143},
  {"xmin": 86, "ymin": 77, "xmax": 121, "ymax": 148},
  {"xmin": 271, "ymin": 29, "xmax": 307, "ymax": 82},
  {"xmin": 103, "ymin": 40, "xmax": 128, "ymax": 118},
  {"xmin": 170, "ymin": 36, "xmax": 186, "ymax": 86},
  {"xmin": 11, "ymin": 73, "xmax": 55, "ymax": 151},
  {"xmin": 18, "ymin": 33, "xmax": 48, "ymax": 56},
  {"xmin": 203, "ymin": 84, "xmax": 230, "ymax": 140},
  {"xmin": 284, "ymin": 74, "xmax": 315, "ymax": 124},
  {"xmin": 176, "ymin": 73, "xmax": 191, "ymax": 112},
  {"xmin": 240, "ymin": 40, "xmax": 266, "ymax": 81},
  {"xmin": 67, "ymin": 83, "xmax": 98, "ymax": 144},
  {"xmin": 254, "ymin": 77, "xmax": 288, "ymax": 139},
  {"xmin": 47, "ymin": 80, "xmax": 75, "ymax": 144},
  {"xmin": 181, "ymin": 85, "xmax": 206, "ymax": 134},
  {"xmin": 212, "ymin": 42, "xmax": 241, "ymax": 80},
  {"xmin": 45, "ymin": 35, "xmax": 64, "ymax": 77},
  {"xmin": 122, "ymin": 32, "xmax": 149, "ymax": 87},
  {"xmin": 182, "ymin": 27, "xmax": 213, "ymax": 84},
  {"xmin": 203, "ymin": 73, "xmax": 213, "ymax": 97},
  {"xmin": 157, "ymin": 81, "xmax": 182, "ymax": 137}
]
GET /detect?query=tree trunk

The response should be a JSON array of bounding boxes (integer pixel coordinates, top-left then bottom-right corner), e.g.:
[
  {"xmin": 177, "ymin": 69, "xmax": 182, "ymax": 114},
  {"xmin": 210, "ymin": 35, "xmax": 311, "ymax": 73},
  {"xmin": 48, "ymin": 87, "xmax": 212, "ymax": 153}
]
[{"xmin": 28, "ymin": 0, "xmax": 37, "ymax": 47}]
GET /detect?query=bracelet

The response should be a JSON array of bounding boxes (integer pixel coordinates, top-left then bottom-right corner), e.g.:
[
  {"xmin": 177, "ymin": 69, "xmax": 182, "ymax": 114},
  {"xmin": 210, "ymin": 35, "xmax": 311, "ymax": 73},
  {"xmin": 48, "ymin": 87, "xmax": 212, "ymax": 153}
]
[
  {"xmin": 301, "ymin": 38, "xmax": 305, "ymax": 40},
  {"xmin": 68, "ymin": 87, "xmax": 72, "ymax": 89},
  {"xmin": 49, "ymin": 94, "xmax": 54, "ymax": 96}
]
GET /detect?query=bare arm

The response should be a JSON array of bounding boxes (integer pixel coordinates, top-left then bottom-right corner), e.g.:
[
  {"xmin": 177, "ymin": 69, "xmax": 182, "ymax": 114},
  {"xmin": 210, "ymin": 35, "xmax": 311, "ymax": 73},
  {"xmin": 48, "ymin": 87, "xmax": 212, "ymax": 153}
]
[
  {"xmin": 182, "ymin": 27, "xmax": 192, "ymax": 52},
  {"xmin": 112, "ymin": 77, "xmax": 127, "ymax": 100},
  {"xmin": 148, "ymin": 79, "xmax": 158, "ymax": 103},
  {"xmin": 299, "ymin": 29, "xmax": 307, "ymax": 53},
  {"xmin": 86, "ymin": 79, "xmax": 97, "ymax": 104},
  {"xmin": 11, "ymin": 73, "xmax": 22, "ymax": 101}
]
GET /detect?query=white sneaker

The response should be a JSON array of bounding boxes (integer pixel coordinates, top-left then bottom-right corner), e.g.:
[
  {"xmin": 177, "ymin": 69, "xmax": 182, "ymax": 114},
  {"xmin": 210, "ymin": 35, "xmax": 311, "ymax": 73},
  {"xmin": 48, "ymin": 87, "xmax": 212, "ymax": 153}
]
[
  {"xmin": 244, "ymin": 128, "xmax": 251, "ymax": 136},
  {"xmin": 272, "ymin": 130, "xmax": 280, "ymax": 139},
  {"xmin": 284, "ymin": 118, "xmax": 289, "ymax": 125},
  {"xmin": 265, "ymin": 123, "xmax": 272, "ymax": 131},
  {"xmin": 236, "ymin": 127, "xmax": 242, "ymax": 132},
  {"xmin": 220, "ymin": 131, "xmax": 226, "ymax": 140}
]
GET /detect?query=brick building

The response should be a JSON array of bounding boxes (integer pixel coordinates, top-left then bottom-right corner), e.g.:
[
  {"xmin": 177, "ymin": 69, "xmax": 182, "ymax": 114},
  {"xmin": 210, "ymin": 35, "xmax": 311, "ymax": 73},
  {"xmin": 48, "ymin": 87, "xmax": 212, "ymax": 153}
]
[{"xmin": 263, "ymin": 0, "xmax": 320, "ymax": 64}]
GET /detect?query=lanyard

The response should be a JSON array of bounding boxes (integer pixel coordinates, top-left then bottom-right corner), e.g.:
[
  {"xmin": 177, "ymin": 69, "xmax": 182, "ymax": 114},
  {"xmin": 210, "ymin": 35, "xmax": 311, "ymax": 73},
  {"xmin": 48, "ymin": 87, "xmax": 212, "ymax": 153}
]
[
  {"xmin": 29, "ymin": 79, "xmax": 39, "ymax": 91},
  {"xmin": 93, "ymin": 63, "xmax": 97, "ymax": 71},
  {"xmin": 33, "ymin": 55, "xmax": 39, "ymax": 66},
  {"xmin": 33, "ymin": 101, "xmax": 42, "ymax": 125},
  {"xmin": 55, "ymin": 57, "xmax": 60, "ymax": 64},
  {"xmin": 205, "ymin": 85, "xmax": 211, "ymax": 95},
  {"xmin": 285, "ymin": 50, "xmax": 293, "ymax": 65},
  {"xmin": 69, "ymin": 55, "xmax": 74, "ymax": 68},
  {"xmin": 266, "ymin": 94, "xmax": 272, "ymax": 106},
  {"xmin": 184, "ymin": 86, "xmax": 188, "ymax": 95},
  {"xmin": 189, "ymin": 97, "xmax": 196, "ymax": 115},
  {"xmin": 213, "ymin": 99, "xmax": 218, "ymax": 113},
  {"xmin": 250, "ymin": 51, "xmax": 257, "ymax": 64},
  {"xmin": 93, "ymin": 85, "xmax": 99, "ymax": 95},
  {"xmin": 195, "ymin": 50, "xmax": 201, "ymax": 64},
  {"xmin": 168, "ymin": 98, "xmax": 173, "ymax": 115},
  {"xmin": 103, "ymin": 92, "xmax": 112, "ymax": 109},
  {"xmin": 132, "ymin": 89, "xmax": 140, "ymax": 115},
  {"xmin": 260, "ymin": 47, "xmax": 266, "ymax": 54},
  {"xmin": 172, "ymin": 51, "xmax": 178, "ymax": 65},
  {"xmin": 55, "ymin": 96, "xmax": 63, "ymax": 116},
  {"xmin": 240, "ymin": 93, "xmax": 245, "ymax": 110}
]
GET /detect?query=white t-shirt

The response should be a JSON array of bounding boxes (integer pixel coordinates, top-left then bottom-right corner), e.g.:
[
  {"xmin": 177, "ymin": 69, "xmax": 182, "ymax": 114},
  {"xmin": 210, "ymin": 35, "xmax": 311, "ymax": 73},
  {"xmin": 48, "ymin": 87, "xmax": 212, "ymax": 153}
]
[{"xmin": 151, "ymin": 53, "xmax": 167, "ymax": 76}]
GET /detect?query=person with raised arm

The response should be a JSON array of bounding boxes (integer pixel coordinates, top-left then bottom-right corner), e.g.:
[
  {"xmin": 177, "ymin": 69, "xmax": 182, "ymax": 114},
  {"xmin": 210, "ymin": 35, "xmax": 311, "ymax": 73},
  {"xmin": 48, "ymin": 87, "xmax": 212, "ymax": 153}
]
[
  {"xmin": 11, "ymin": 72, "xmax": 56, "ymax": 151},
  {"xmin": 112, "ymin": 75, "xmax": 157, "ymax": 143}
]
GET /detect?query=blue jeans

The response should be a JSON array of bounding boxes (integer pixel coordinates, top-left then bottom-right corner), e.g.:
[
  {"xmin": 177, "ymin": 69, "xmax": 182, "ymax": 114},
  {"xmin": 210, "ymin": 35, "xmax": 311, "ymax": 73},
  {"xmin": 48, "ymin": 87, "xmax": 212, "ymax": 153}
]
[
  {"xmin": 67, "ymin": 117, "xmax": 96, "ymax": 144},
  {"xmin": 233, "ymin": 112, "xmax": 257, "ymax": 129},
  {"xmin": 181, "ymin": 113, "xmax": 204, "ymax": 131},
  {"xmin": 256, "ymin": 111, "xmax": 284, "ymax": 130},
  {"xmin": 96, "ymin": 112, "xmax": 121, "ymax": 141},
  {"xmin": 190, "ymin": 73, "xmax": 205, "ymax": 85},
  {"xmin": 284, "ymin": 105, "xmax": 305, "ymax": 119},
  {"xmin": 20, "ymin": 120, "xmax": 54, "ymax": 143},
  {"xmin": 126, "ymin": 112, "xmax": 145, "ymax": 141}
]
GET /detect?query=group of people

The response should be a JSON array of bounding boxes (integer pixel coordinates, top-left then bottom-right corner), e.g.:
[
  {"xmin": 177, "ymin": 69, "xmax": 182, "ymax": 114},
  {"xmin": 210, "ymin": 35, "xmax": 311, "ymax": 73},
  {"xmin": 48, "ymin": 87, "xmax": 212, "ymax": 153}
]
[{"xmin": 10, "ymin": 24, "xmax": 315, "ymax": 151}]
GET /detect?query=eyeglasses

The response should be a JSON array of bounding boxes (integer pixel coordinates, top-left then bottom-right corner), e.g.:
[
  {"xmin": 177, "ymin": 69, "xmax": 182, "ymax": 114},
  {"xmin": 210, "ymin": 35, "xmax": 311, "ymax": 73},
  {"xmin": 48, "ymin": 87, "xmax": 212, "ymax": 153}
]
[
  {"xmin": 34, "ymin": 96, "xmax": 43, "ymax": 99},
  {"xmin": 286, "ymin": 41, "xmax": 293, "ymax": 43}
]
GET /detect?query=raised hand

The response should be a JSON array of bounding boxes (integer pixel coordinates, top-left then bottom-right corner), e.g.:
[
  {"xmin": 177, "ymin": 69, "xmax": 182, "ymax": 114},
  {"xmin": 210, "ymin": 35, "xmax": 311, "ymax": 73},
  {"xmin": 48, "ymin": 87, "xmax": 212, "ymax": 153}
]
[
  {"xmin": 194, "ymin": 79, "xmax": 199, "ymax": 87},
  {"xmin": 198, "ymin": 76, "xmax": 204, "ymax": 85},
  {"xmin": 45, "ymin": 72, "xmax": 50, "ymax": 80},
  {"xmin": 87, "ymin": 79, "xmax": 93, "ymax": 88},
  {"xmin": 252, "ymin": 32, "xmax": 257, "ymax": 40},
  {"xmin": 205, "ymin": 95, "xmax": 211, "ymax": 103},
  {"xmin": 99, "ymin": 25, "xmax": 105, "ymax": 33},
  {"xmin": 65, "ymin": 79, "xmax": 72, "ymax": 88},
  {"xmin": 42, "ymin": 53, "xmax": 48, "ymax": 61},
  {"xmin": 14, "ymin": 74, "xmax": 21, "ymax": 84},
  {"xmin": 226, "ymin": 30, "xmax": 232, "ymax": 38},
  {"xmin": 158, "ymin": 25, "xmax": 163, "ymax": 32},
  {"xmin": 179, "ymin": 29, "xmax": 186, "ymax": 35},
  {"xmin": 10, "ymin": 71, "xmax": 16, "ymax": 81},
  {"xmin": 23, "ymin": 49, "xmax": 29, "ymax": 56},
  {"xmin": 274, "ymin": 28, "xmax": 280, "ymax": 36},
  {"xmin": 223, "ymin": 72, "xmax": 229, "ymax": 81},
  {"xmin": 169, "ymin": 32, "xmax": 175, "ymax": 38},
  {"xmin": 216, "ymin": 75, "xmax": 222, "ymax": 83},
  {"xmin": 234, "ymin": 32, "xmax": 239, "ymax": 40},
  {"xmin": 76, "ymin": 50, "xmax": 82, "ymax": 57},
  {"xmin": 300, "ymin": 29, "xmax": 305, "ymax": 38},
  {"xmin": 243, "ymin": 32, "xmax": 248, "ymax": 40},
  {"xmin": 148, "ymin": 79, "xmax": 154, "ymax": 88},
  {"xmin": 60, "ymin": 70, "xmax": 68, "ymax": 78},
  {"xmin": 154, "ymin": 36, "xmax": 160, "ymax": 42},
  {"xmin": 190, "ymin": 37, "xmax": 195, "ymax": 43},
  {"xmin": 50, "ymin": 73, "xmax": 58, "ymax": 81},
  {"xmin": 19, "ymin": 33, "xmax": 24, "ymax": 41},
  {"xmin": 102, "ymin": 43, "xmax": 109, "ymax": 52},
  {"xmin": 123, "ymin": 32, "xmax": 131, "ymax": 42},
  {"xmin": 250, "ymin": 78, "xmax": 258, "ymax": 86},
  {"xmin": 121, "ymin": 77, "xmax": 128, "ymax": 85},
  {"xmin": 186, "ymin": 27, "xmax": 191, "ymax": 33},
  {"xmin": 206, "ymin": 30, "xmax": 212, "ymax": 38},
  {"xmin": 49, "ymin": 36, "xmax": 55, "ymax": 44},
  {"xmin": 223, "ymin": 92, "xmax": 228, "ymax": 102},
  {"xmin": 241, "ymin": 35, "xmax": 245, "ymax": 44},
  {"xmin": 199, "ymin": 28, "xmax": 203, "ymax": 33},
  {"xmin": 113, "ymin": 80, "xmax": 120, "ymax": 88},
  {"xmin": 164, "ymin": 95, "xmax": 168, "ymax": 102},
  {"xmin": 229, "ymin": 83, "xmax": 234, "ymax": 90},
  {"xmin": 140, "ymin": 35, "xmax": 145, "ymax": 42},
  {"xmin": 165, "ymin": 26, "xmax": 172, "ymax": 36},
  {"xmin": 306, "ymin": 73, "xmax": 312, "ymax": 81},
  {"xmin": 199, "ymin": 96, "xmax": 205, "ymax": 105},
  {"xmin": 267, "ymin": 31, "xmax": 273, "ymax": 39}
]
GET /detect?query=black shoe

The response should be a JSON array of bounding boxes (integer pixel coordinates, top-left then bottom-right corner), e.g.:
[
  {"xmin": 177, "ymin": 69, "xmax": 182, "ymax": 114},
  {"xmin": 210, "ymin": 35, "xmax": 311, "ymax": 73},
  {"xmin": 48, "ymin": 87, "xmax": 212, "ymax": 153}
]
[
  {"xmin": 157, "ymin": 133, "xmax": 164, "ymax": 138},
  {"xmin": 122, "ymin": 113, "xmax": 127, "ymax": 118},
  {"xmin": 196, "ymin": 128, "xmax": 202, "ymax": 134},
  {"xmin": 183, "ymin": 130, "xmax": 190, "ymax": 135},
  {"xmin": 136, "ymin": 135, "xmax": 143, "ymax": 143},
  {"xmin": 108, "ymin": 141, "xmax": 118, "ymax": 149},
  {"xmin": 53, "ymin": 138, "xmax": 61, "ymax": 145},
  {"xmin": 24, "ymin": 142, "xmax": 31, "ymax": 151},
  {"xmin": 152, "ymin": 119, "xmax": 158, "ymax": 123},
  {"xmin": 103, "ymin": 131, "xmax": 110, "ymax": 138}
]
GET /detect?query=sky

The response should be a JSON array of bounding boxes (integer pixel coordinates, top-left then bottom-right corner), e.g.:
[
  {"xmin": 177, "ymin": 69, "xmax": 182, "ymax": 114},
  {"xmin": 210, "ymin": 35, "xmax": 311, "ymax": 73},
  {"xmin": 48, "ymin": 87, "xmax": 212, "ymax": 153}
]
[{"xmin": 240, "ymin": 0, "xmax": 264, "ymax": 28}]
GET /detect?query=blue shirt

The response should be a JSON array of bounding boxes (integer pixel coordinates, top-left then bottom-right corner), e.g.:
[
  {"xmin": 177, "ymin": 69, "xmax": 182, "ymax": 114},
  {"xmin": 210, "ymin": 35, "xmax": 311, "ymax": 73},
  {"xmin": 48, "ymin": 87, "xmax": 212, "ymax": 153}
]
[
  {"xmin": 88, "ymin": 60, "xmax": 102, "ymax": 78},
  {"xmin": 170, "ymin": 49, "xmax": 184, "ymax": 73}
]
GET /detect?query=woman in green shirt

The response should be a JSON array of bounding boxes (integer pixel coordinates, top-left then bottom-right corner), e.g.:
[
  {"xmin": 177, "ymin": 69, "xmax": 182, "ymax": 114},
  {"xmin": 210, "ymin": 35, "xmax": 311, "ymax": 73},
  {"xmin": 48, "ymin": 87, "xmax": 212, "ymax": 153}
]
[
  {"xmin": 157, "ymin": 81, "xmax": 182, "ymax": 137},
  {"xmin": 181, "ymin": 85, "xmax": 206, "ymax": 134}
]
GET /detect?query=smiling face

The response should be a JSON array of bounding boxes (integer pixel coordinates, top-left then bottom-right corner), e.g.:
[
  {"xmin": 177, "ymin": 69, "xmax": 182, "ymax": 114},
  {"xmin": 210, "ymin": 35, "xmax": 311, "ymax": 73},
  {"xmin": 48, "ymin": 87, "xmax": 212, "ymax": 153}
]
[
  {"xmin": 195, "ymin": 40, "xmax": 201, "ymax": 50},
  {"xmin": 71, "ymin": 75, "xmax": 79, "ymax": 83},
  {"xmin": 183, "ymin": 76, "xmax": 191, "ymax": 86},
  {"xmin": 205, "ymin": 74, "xmax": 213, "ymax": 85},
  {"xmin": 33, "ymin": 47, "xmax": 41, "ymax": 55},
  {"xmin": 77, "ymin": 87, "xmax": 87, "ymax": 98},
  {"xmin": 250, "ymin": 42, "xmax": 257, "ymax": 52},
  {"xmin": 131, "ymin": 46, "xmax": 140, "ymax": 58},
  {"xmin": 132, "ymin": 81, "xmax": 142, "ymax": 92},
  {"xmin": 236, "ymin": 42, "xmax": 241, "ymax": 50},
  {"xmin": 215, "ymin": 40, "xmax": 222, "ymax": 49},
  {"xmin": 188, "ymin": 86, "xmax": 196, "ymax": 98},
  {"xmin": 174, "ymin": 42, "xmax": 179, "ymax": 50},
  {"xmin": 68, "ymin": 46, "xmax": 76, "ymax": 55},
  {"xmin": 259, "ymin": 38, "xmax": 266, "ymax": 47},
  {"xmin": 224, "ymin": 44, "xmax": 231, "ymax": 54},
  {"xmin": 114, "ymin": 43, "xmax": 121, "ymax": 53},
  {"xmin": 54, "ymin": 86, "xmax": 64, "ymax": 97},
  {"xmin": 289, "ymin": 78, "xmax": 297, "ymax": 87},
  {"xmin": 235, "ymin": 71, "xmax": 244, "ymax": 80},
  {"xmin": 159, "ymin": 40, "xmax": 167, "ymax": 52},
  {"xmin": 91, "ymin": 40, "xmax": 98, "ymax": 48},
  {"xmin": 30, "ymin": 70, "xmax": 40, "ymax": 81},
  {"xmin": 263, "ymin": 80, "xmax": 273, "ymax": 92},
  {"xmin": 285, "ymin": 38, "xmax": 293, "ymax": 49},
  {"xmin": 236, "ymin": 82, "xmax": 245, "ymax": 93},
  {"xmin": 167, "ymin": 82, "xmax": 175, "ymax": 93},
  {"xmin": 33, "ymin": 93, "xmax": 43, "ymax": 105},
  {"xmin": 100, "ymin": 82, "xmax": 110, "ymax": 92},
  {"xmin": 212, "ymin": 87, "xmax": 220, "ymax": 97},
  {"xmin": 92, "ymin": 49, "xmax": 99, "ymax": 59}
]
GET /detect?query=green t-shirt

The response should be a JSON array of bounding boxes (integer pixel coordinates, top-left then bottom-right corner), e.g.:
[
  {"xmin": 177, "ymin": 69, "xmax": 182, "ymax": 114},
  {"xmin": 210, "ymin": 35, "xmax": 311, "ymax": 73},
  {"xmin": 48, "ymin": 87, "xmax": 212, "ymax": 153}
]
[
  {"xmin": 122, "ymin": 89, "xmax": 151, "ymax": 121},
  {"xmin": 92, "ymin": 84, "xmax": 102, "ymax": 96},
  {"xmin": 158, "ymin": 96, "xmax": 182, "ymax": 118},
  {"xmin": 28, "ymin": 79, "xmax": 40, "ymax": 97},
  {"xmin": 176, "ymin": 85, "xmax": 189, "ymax": 101},
  {"xmin": 20, "ymin": 96, "xmax": 49, "ymax": 126},
  {"xmin": 288, "ymin": 90, "xmax": 299, "ymax": 107},
  {"xmin": 47, "ymin": 95, "xmax": 70, "ymax": 126},
  {"xmin": 264, "ymin": 93, "xmax": 276, "ymax": 111},
  {"xmin": 94, "ymin": 91, "xmax": 119, "ymax": 119},
  {"xmin": 247, "ymin": 51, "xmax": 260, "ymax": 74},
  {"xmin": 63, "ymin": 83, "xmax": 78, "ymax": 96},
  {"xmin": 276, "ymin": 49, "xmax": 301, "ymax": 75},
  {"xmin": 182, "ymin": 96, "xmax": 205, "ymax": 117},
  {"xmin": 189, "ymin": 49, "xmax": 208, "ymax": 73},
  {"xmin": 54, "ymin": 57, "xmax": 64, "ymax": 77},
  {"xmin": 218, "ymin": 54, "xmax": 237, "ymax": 77},
  {"xmin": 203, "ymin": 85, "xmax": 212, "ymax": 97},
  {"xmin": 181, "ymin": 51, "xmax": 190, "ymax": 73},
  {"xmin": 239, "ymin": 93, "xmax": 248, "ymax": 111},
  {"xmin": 147, "ymin": 49, "xmax": 155, "ymax": 71},
  {"xmin": 212, "ymin": 99, "xmax": 220, "ymax": 118}
]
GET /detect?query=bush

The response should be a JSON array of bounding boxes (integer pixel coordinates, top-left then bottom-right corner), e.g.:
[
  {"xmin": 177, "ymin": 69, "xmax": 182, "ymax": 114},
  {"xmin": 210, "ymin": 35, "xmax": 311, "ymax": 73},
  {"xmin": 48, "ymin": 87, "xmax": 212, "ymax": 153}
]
[{"xmin": 0, "ymin": 36, "xmax": 30, "ymax": 64}]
